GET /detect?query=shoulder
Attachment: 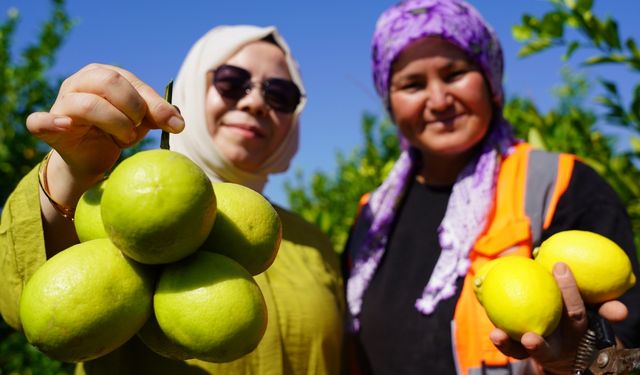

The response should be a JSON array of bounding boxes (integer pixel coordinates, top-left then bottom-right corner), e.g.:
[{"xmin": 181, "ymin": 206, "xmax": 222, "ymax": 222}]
[
  {"xmin": 545, "ymin": 158, "xmax": 632, "ymax": 246},
  {"xmin": 272, "ymin": 205, "xmax": 335, "ymax": 255},
  {"xmin": 270, "ymin": 205, "xmax": 343, "ymax": 299},
  {"xmin": 564, "ymin": 159, "xmax": 623, "ymax": 206}
]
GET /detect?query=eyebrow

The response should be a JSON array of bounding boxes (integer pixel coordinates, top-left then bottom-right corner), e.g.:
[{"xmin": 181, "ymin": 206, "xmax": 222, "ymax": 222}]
[{"xmin": 394, "ymin": 57, "xmax": 475, "ymax": 77}]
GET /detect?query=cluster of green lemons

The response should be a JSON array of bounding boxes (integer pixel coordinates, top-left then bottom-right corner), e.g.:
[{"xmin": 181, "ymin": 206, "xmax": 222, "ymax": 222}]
[{"xmin": 20, "ymin": 149, "xmax": 282, "ymax": 363}]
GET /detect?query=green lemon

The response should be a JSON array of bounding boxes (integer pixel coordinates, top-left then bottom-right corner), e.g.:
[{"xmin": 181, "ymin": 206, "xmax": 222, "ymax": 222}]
[
  {"xmin": 137, "ymin": 312, "xmax": 193, "ymax": 361},
  {"xmin": 101, "ymin": 149, "xmax": 217, "ymax": 264},
  {"xmin": 74, "ymin": 179, "xmax": 108, "ymax": 242},
  {"xmin": 19, "ymin": 238, "xmax": 155, "ymax": 362},
  {"xmin": 202, "ymin": 182, "xmax": 281, "ymax": 275},
  {"xmin": 535, "ymin": 230, "xmax": 636, "ymax": 303},
  {"xmin": 154, "ymin": 251, "xmax": 267, "ymax": 363},
  {"xmin": 473, "ymin": 256, "xmax": 562, "ymax": 340}
]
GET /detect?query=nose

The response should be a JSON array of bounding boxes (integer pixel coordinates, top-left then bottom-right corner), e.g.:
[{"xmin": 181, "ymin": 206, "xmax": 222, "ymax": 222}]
[
  {"xmin": 237, "ymin": 84, "xmax": 269, "ymax": 116},
  {"xmin": 425, "ymin": 82, "xmax": 452, "ymax": 111}
]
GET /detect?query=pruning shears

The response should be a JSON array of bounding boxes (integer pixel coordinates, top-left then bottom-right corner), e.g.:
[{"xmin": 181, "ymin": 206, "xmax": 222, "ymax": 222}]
[{"xmin": 573, "ymin": 310, "xmax": 640, "ymax": 374}]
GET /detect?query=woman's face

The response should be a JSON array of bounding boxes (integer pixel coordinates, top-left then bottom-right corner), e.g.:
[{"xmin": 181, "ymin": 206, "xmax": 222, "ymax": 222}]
[
  {"xmin": 389, "ymin": 37, "xmax": 494, "ymax": 161},
  {"xmin": 205, "ymin": 41, "xmax": 296, "ymax": 173}
]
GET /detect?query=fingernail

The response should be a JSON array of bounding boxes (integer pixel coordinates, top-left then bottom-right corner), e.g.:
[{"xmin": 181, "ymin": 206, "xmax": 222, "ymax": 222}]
[
  {"xmin": 167, "ymin": 115, "xmax": 185, "ymax": 132},
  {"xmin": 128, "ymin": 129, "xmax": 138, "ymax": 143},
  {"xmin": 554, "ymin": 262, "xmax": 568, "ymax": 275},
  {"xmin": 53, "ymin": 116, "xmax": 72, "ymax": 127}
]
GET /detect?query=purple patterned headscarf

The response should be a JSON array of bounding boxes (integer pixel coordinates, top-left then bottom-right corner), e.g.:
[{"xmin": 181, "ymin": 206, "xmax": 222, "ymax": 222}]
[
  {"xmin": 346, "ymin": 0, "xmax": 518, "ymax": 331},
  {"xmin": 372, "ymin": 0, "xmax": 505, "ymax": 108}
]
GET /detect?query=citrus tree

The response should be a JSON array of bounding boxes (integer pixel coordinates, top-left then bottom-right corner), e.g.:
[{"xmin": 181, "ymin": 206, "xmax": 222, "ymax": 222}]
[
  {"xmin": 285, "ymin": 114, "xmax": 400, "ymax": 252},
  {"xmin": 0, "ymin": 0, "xmax": 74, "ymax": 373},
  {"xmin": 0, "ymin": 0, "xmax": 72, "ymax": 203},
  {"xmin": 510, "ymin": 0, "xmax": 640, "ymax": 246}
]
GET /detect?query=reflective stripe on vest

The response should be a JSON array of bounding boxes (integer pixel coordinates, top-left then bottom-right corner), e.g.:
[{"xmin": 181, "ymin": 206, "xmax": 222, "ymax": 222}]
[{"xmin": 453, "ymin": 143, "xmax": 575, "ymax": 375}]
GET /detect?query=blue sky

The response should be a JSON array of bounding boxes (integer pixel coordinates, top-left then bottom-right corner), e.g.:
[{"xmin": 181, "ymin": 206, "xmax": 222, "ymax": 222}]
[{"xmin": 7, "ymin": 0, "xmax": 639, "ymax": 207}]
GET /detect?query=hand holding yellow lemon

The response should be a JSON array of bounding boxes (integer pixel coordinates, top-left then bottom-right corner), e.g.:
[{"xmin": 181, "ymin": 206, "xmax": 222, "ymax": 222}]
[
  {"xmin": 474, "ymin": 230, "xmax": 636, "ymax": 342},
  {"xmin": 534, "ymin": 230, "xmax": 636, "ymax": 304}
]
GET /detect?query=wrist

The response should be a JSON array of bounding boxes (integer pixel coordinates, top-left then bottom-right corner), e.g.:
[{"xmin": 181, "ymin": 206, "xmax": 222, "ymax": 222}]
[{"xmin": 40, "ymin": 150, "xmax": 106, "ymax": 219}]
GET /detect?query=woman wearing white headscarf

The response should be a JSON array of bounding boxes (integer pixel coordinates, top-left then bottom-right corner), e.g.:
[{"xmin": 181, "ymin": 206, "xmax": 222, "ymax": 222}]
[{"xmin": 0, "ymin": 25, "xmax": 343, "ymax": 374}]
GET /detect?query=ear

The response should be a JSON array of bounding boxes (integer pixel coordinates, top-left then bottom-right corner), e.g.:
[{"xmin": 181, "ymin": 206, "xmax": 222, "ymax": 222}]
[{"xmin": 492, "ymin": 93, "xmax": 503, "ymax": 108}]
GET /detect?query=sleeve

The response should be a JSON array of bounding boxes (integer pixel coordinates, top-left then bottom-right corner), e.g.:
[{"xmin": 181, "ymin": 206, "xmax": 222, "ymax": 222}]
[
  {"xmin": 542, "ymin": 160, "xmax": 640, "ymax": 348},
  {"xmin": 0, "ymin": 165, "xmax": 48, "ymax": 331}
]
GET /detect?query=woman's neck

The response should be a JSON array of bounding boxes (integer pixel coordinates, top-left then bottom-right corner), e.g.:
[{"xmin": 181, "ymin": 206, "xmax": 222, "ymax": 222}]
[{"xmin": 416, "ymin": 148, "xmax": 477, "ymax": 186}]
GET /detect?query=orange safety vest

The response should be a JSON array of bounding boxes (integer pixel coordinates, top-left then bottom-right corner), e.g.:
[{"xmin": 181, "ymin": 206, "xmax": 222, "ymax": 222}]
[
  {"xmin": 453, "ymin": 143, "xmax": 575, "ymax": 374},
  {"xmin": 351, "ymin": 143, "xmax": 575, "ymax": 374}
]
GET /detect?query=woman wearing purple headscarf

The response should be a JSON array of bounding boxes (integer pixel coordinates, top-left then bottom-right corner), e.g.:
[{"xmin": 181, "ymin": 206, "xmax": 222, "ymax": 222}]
[{"xmin": 343, "ymin": 0, "xmax": 640, "ymax": 374}]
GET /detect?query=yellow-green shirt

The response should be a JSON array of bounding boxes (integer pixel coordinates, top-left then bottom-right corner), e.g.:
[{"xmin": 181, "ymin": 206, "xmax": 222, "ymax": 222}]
[{"xmin": 0, "ymin": 166, "xmax": 344, "ymax": 375}]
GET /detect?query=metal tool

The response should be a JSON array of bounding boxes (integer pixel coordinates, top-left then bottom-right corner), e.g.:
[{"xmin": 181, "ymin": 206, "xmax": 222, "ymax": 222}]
[
  {"xmin": 160, "ymin": 80, "xmax": 173, "ymax": 150},
  {"xmin": 573, "ymin": 309, "xmax": 640, "ymax": 374}
]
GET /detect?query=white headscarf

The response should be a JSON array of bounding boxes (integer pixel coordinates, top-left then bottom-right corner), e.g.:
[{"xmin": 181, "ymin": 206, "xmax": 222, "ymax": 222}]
[{"xmin": 170, "ymin": 25, "xmax": 306, "ymax": 192}]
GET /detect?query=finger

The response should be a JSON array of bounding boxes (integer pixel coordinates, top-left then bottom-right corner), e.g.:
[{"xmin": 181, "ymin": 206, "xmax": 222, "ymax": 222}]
[
  {"xmin": 105, "ymin": 65, "xmax": 184, "ymax": 133},
  {"xmin": 59, "ymin": 64, "xmax": 148, "ymax": 127},
  {"xmin": 520, "ymin": 332, "xmax": 548, "ymax": 355},
  {"xmin": 489, "ymin": 328, "xmax": 530, "ymax": 359},
  {"xmin": 599, "ymin": 300, "xmax": 628, "ymax": 322},
  {"xmin": 51, "ymin": 92, "xmax": 138, "ymax": 144},
  {"xmin": 553, "ymin": 262, "xmax": 588, "ymax": 330},
  {"xmin": 27, "ymin": 112, "xmax": 73, "ymax": 137},
  {"xmin": 113, "ymin": 122, "xmax": 154, "ymax": 149}
]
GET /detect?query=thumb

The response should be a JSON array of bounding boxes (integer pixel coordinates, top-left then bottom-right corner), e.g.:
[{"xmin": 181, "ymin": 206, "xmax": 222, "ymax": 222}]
[
  {"xmin": 26, "ymin": 112, "xmax": 73, "ymax": 137},
  {"xmin": 553, "ymin": 262, "xmax": 587, "ymax": 329}
]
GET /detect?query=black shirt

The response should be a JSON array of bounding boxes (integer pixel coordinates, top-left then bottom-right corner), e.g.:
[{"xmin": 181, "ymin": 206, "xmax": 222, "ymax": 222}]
[{"xmin": 344, "ymin": 160, "xmax": 640, "ymax": 375}]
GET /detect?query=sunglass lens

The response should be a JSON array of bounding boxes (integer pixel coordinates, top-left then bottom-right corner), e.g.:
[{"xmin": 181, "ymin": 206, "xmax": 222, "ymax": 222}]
[
  {"xmin": 214, "ymin": 64, "xmax": 302, "ymax": 113},
  {"xmin": 264, "ymin": 79, "xmax": 301, "ymax": 113},
  {"xmin": 213, "ymin": 65, "xmax": 251, "ymax": 100}
]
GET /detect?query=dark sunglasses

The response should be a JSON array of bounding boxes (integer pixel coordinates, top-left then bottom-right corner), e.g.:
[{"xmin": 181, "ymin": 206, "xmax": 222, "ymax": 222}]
[{"xmin": 212, "ymin": 64, "xmax": 303, "ymax": 114}]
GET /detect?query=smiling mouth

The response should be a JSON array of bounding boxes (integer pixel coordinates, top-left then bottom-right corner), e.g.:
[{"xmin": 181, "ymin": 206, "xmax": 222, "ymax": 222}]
[
  {"xmin": 428, "ymin": 115, "xmax": 459, "ymax": 127},
  {"xmin": 224, "ymin": 123, "xmax": 266, "ymax": 138}
]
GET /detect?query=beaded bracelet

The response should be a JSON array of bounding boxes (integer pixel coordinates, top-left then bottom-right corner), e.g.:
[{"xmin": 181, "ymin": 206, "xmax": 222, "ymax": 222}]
[{"xmin": 38, "ymin": 150, "xmax": 75, "ymax": 220}]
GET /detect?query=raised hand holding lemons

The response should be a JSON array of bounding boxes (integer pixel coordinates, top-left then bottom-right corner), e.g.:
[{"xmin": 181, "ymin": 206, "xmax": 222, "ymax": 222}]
[
  {"xmin": 19, "ymin": 239, "xmax": 155, "ymax": 362},
  {"xmin": 21, "ymin": 149, "xmax": 284, "ymax": 363},
  {"xmin": 534, "ymin": 230, "xmax": 636, "ymax": 303},
  {"xmin": 473, "ymin": 256, "xmax": 563, "ymax": 340},
  {"xmin": 101, "ymin": 149, "xmax": 217, "ymax": 264}
]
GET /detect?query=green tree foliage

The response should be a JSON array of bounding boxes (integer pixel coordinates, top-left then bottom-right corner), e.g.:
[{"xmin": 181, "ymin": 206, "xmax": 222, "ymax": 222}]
[
  {"xmin": 285, "ymin": 114, "xmax": 400, "ymax": 252},
  {"xmin": 511, "ymin": 0, "xmax": 640, "ymax": 246},
  {"xmin": 0, "ymin": 0, "xmax": 72, "ymax": 204},
  {"xmin": 285, "ymin": 0, "xmax": 640, "ymax": 254},
  {"xmin": 1, "ymin": 1, "xmax": 74, "ymax": 373},
  {"xmin": 1, "ymin": 319, "xmax": 72, "ymax": 374}
]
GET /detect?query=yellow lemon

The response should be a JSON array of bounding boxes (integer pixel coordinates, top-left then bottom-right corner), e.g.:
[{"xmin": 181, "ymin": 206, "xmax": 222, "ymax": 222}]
[
  {"xmin": 472, "ymin": 257, "xmax": 510, "ymax": 305},
  {"xmin": 534, "ymin": 230, "xmax": 636, "ymax": 303},
  {"xmin": 74, "ymin": 179, "xmax": 108, "ymax": 242},
  {"xmin": 473, "ymin": 256, "xmax": 562, "ymax": 340},
  {"xmin": 202, "ymin": 182, "xmax": 281, "ymax": 275},
  {"xmin": 19, "ymin": 238, "xmax": 155, "ymax": 362},
  {"xmin": 153, "ymin": 251, "xmax": 267, "ymax": 362},
  {"xmin": 101, "ymin": 149, "xmax": 217, "ymax": 264}
]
